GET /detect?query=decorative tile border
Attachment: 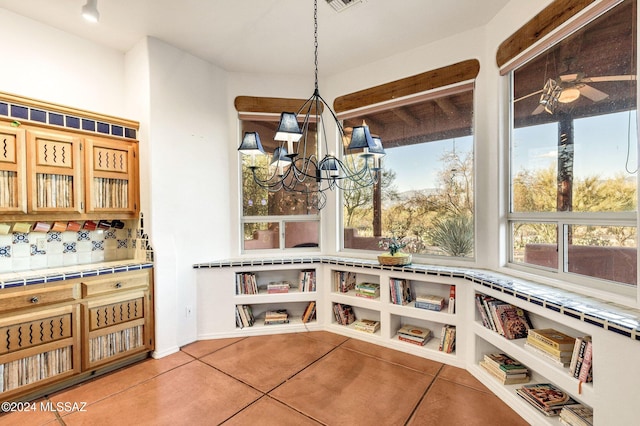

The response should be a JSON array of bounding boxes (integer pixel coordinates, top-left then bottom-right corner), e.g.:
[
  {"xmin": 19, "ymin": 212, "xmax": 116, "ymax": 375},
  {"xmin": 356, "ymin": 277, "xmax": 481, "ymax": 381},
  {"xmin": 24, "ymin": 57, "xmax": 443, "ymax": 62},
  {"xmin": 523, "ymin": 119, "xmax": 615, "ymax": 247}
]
[
  {"xmin": 194, "ymin": 256, "xmax": 640, "ymax": 342},
  {"xmin": 0, "ymin": 101, "xmax": 137, "ymax": 140},
  {"xmin": 0, "ymin": 262, "xmax": 153, "ymax": 288}
]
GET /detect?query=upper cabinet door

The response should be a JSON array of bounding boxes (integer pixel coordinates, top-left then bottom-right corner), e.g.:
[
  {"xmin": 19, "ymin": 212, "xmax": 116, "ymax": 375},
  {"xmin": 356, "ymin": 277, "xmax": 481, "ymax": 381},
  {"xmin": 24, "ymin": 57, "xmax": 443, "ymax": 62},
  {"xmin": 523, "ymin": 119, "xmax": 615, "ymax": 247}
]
[
  {"xmin": 26, "ymin": 129, "xmax": 83, "ymax": 214},
  {"xmin": 84, "ymin": 136, "xmax": 138, "ymax": 216},
  {"xmin": 0, "ymin": 124, "xmax": 27, "ymax": 214}
]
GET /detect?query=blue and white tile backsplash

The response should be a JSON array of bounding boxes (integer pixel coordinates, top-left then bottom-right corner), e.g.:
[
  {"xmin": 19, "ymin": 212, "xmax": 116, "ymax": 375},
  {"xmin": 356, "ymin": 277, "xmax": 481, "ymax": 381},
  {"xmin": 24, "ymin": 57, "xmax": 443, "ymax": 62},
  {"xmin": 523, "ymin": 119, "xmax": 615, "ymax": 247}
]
[{"xmin": 0, "ymin": 225, "xmax": 137, "ymax": 273}]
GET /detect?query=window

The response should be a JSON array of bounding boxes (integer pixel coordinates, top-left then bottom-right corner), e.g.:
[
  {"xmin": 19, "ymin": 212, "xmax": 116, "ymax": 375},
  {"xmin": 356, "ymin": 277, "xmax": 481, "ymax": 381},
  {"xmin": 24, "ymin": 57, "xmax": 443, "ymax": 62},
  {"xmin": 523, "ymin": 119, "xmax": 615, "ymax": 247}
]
[
  {"xmin": 240, "ymin": 116, "xmax": 320, "ymax": 251},
  {"xmin": 339, "ymin": 81, "xmax": 475, "ymax": 258},
  {"xmin": 509, "ymin": 0, "xmax": 637, "ymax": 288}
]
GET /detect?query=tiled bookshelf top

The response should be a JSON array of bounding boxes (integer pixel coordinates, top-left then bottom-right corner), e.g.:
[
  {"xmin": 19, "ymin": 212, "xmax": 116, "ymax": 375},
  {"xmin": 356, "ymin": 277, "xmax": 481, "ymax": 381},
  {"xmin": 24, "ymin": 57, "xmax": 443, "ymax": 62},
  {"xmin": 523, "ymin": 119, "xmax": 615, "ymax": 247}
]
[
  {"xmin": 194, "ymin": 256, "xmax": 640, "ymax": 342},
  {"xmin": 0, "ymin": 260, "xmax": 153, "ymax": 288}
]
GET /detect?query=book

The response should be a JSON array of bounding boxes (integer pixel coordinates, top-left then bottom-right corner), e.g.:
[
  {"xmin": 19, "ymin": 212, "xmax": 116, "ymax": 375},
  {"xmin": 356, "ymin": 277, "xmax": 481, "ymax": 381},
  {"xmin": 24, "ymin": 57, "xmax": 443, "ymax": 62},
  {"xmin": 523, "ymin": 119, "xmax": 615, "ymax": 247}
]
[
  {"xmin": 397, "ymin": 324, "xmax": 431, "ymax": 342},
  {"xmin": 480, "ymin": 361, "xmax": 530, "ymax": 385},
  {"xmin": 264, "ymin": 309, "xmax": 289, "ymax": 325},
  {"xmin": 559, "ymin": 404, "xmax": 594, "ymax": 426},
  {"xmin": 528, "ymin": 329, "xmax": 576, "ymax": 351},
  {"xmin": 526, "ymin": 336, "xmax": 574, "ymax": 359},
  {"xmin": 483, "ymin": 353, "xmax": 529, "ymax": 374},
  {"xmin": 353, "ymin": 319, "xmax": 380, "ymax": 333},
  {"xmin": 438, "ymin": 325, "xmax": 456, "ymax": 353},
  {"xmin": 516, "ymin": 383, "xmax": 577, "ymax": 416},
  {"xmin": 524, "ymin": 342, "xmax": 571, "ymax": 367},
  {"xmin": 398, "ymin": 324, "xmax": 430, "ymax": 338},
  {"xmin": 335, "ymin": 271, "xmax": 356, "ymax": 293},
  {"xmin": 333, "ymin": 303, "xmax": 355, "ymax": 325},
  {"xmin": 298, "ymin": 270, "xmax": 316, "ymax": 292},
  {"xmin": 355, "ymin": 282, "xmax": 380, "ymax": 299},
  {"xmin": 301, "ymin": 301, "xmax": 316, "ymax": 323},
  {"xmin": 414, "ymin": 294, "xmax": 444, "ymax": 311},
  {"xmin": 577, "ymin": 339, "xmax": 593, "ymax": 383},
  {"xmin": 495, "ymin": 304, "xmax": 532, "ymax": 340},
  {"xmin": 448, "ymin": 285, "xmax": 456, "ymax": 314},
  {"xmin": 389, "ymin": 278, "xmax": 412, "ymax": 305},
  {"xmin": 569, "ymin": 336, "xmax": 584, "ymax": 376}
]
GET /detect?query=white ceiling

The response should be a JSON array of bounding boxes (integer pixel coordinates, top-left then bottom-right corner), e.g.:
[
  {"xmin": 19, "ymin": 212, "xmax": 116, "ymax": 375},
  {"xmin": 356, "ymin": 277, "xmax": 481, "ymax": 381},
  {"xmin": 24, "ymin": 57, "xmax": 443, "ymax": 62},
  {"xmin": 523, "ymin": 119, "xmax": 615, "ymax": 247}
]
[{"xmin": 0, "ymin": 0, "xmax": 510, "ymax": 76}]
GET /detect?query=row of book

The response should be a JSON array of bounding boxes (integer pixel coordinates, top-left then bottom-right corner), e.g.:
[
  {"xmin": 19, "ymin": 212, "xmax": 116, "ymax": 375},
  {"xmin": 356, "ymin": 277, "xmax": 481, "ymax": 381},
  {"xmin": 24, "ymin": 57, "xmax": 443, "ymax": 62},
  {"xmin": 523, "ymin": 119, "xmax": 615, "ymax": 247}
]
[
  {"xmin": 235, "ymin": 302, "xmax": 317, "ymax": 328},
  {"xmin": 334, "ymin": 271, "xmax": 356, "ymax": 293},
  {"xmin": 236, "ymin": 270, "xmax": 316, "ymax": 295},
  {"xmin": 438, "ymin": 325, "xmax": 456, "ymax": 353},
  {"xmin": 1, "ymin": 346, "xmax": 73, "ymax": 393},
  {"xmin": 0, "ymin": 170, "xmax": 17, "ymax": 208},
  {"xmin": 36, "ymin": 173, "xmax": 74, "ymax": 208},
  {"xmin": 333, "ymin": 303, "xmax": 355, "ymax": 325},
  {"xmin": 93, "ymin": 177, "xmax": 129, "ymax": 209},
  {"xmin": 301, "ymin": 301, "xmax": 316, "ymax": 323},
  {"xmin": 570, "ymin": 336, "xmax": 593, "ymax": 383},
  {"xmin": 298, "ymin": 270, "xmax": 316, "ymax": 292},
  {"xmin": 475, "ymin": 294, "xmax": 532, "ymax": 340},
  {"xmin": 236, "ymin": 272, "xmax": 258, "ymax": 294},
  {"xmin": 89, "ymin": 325, "xmax": 143, "ymax": 363},
  {"xmin": 389, "ymin": 278, "xmax": 412, "ymax": 305}
]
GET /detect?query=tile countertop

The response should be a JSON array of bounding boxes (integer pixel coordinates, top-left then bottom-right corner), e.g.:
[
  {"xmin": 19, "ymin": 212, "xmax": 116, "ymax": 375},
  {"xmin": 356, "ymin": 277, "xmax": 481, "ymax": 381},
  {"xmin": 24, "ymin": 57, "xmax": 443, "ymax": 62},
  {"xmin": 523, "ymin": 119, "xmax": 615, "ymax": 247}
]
[
  {"xmin": 194, "ymin": 255, "xmax": 640, "ymax": 342},
  {"xmin": 0, "ymin": 260, "xmax": 154, "ymax": 289}
]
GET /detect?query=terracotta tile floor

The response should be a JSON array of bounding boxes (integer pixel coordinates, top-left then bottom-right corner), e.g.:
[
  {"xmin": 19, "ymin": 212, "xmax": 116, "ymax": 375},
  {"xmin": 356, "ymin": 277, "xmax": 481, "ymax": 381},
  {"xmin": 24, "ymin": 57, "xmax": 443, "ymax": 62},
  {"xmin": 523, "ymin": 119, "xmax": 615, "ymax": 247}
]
[{"xmin": 0, "ymin": 331, "xmax": 527, "ymax": 426}]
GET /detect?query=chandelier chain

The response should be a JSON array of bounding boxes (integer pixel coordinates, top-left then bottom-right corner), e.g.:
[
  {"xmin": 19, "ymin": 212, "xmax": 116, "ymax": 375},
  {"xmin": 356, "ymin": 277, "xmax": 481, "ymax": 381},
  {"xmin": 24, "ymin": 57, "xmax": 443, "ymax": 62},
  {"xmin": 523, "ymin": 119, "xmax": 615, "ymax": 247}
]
[{"xmin": 314, "ymin": 0, "xmax": 319, "ymax": 92}]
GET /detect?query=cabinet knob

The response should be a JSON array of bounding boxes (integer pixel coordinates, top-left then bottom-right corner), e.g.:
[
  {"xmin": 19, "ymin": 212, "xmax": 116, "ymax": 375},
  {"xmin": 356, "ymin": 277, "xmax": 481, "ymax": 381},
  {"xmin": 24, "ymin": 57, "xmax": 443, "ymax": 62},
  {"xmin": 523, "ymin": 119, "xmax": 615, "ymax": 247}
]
[
  {"xmin": 115, "ymin": 282, "xmax": 122, "ymax": 289},
  {"xmin": 30, "ymin": 296, "xmax": 39, "ymax": 304}
]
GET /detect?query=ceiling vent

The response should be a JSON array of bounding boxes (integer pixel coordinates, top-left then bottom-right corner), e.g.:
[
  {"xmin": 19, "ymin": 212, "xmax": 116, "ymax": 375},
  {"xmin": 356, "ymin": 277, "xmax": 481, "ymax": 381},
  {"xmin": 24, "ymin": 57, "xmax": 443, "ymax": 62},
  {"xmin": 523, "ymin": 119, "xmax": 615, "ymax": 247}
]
[{"xmin": 325, "ymin": 0, "xmax": 364, "ymax": 12}]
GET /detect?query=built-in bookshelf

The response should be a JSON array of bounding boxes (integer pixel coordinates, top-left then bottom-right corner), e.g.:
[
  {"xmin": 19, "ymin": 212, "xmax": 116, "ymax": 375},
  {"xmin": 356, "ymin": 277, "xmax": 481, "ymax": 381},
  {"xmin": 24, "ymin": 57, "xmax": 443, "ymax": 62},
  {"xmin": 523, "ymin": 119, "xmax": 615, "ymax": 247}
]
[
  {"xmin": 195, "ymin": 258, "xmax": 640, "ymax": 425},
  {"xmin": 472, "ymin": 288, "xmax": 595, "ymax": 425},
  {"xmin": 229, "ymin": 267, "xmax": 319, "ymax": 333}
]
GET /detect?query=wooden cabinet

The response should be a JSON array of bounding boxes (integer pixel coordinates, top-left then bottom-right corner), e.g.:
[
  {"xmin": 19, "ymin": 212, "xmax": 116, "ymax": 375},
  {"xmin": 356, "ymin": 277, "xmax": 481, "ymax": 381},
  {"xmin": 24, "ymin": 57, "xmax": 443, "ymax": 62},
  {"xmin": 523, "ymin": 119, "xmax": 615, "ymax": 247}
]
[
  {"xmin": 0, "ymin": 268, "xmax": 153, "ymax": 403},
  {"xmin": 81, "ymin": 270, "xmax": 153, "ymax": 370},
  {"xmin": 0, "ymin": 124, "xmax": 27, "ymax": 214},
  {"xmin": 26, "ymin": 128, "xmax": 83, "ymax": 215},
  {"xmin": 84, "ymin": 136, "xmax": 138, "ymax": 216},
  {"xmin": 0, "ymin": 126, "xmax": 139, "ymax": 220}
]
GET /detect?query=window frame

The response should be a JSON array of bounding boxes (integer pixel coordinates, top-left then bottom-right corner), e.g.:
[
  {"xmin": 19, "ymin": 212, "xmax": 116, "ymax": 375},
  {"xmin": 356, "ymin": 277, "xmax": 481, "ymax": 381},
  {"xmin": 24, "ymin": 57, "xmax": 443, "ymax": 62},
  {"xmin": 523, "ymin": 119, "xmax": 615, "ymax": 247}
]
[{"xmin": 503, "ymin": 0, "xmax": 638, "ymax": 297}]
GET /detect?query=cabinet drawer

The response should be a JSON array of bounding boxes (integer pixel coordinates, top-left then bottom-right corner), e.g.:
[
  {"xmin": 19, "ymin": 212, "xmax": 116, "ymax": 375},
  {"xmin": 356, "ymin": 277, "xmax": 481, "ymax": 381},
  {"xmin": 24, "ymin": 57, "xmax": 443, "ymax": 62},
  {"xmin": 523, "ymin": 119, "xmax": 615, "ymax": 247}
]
[
  {"xmin": 0, "ymin": 283, "xmax": 79, "ymax": 314},
  {"xmin": 82, "ymin": 271, "xmax": 149, "ymax": 297}
]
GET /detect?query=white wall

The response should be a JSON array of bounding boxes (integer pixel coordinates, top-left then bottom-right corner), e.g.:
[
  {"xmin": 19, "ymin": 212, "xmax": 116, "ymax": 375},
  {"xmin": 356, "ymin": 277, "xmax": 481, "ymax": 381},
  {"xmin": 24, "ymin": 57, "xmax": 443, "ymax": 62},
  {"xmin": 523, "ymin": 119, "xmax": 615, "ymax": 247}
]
[
  {"xmin": 143, "ymin": 37, "xmax": 231, "ymax": 354},
  {"xmin": 0, "ymin": 9, "xmax": 125, "ymax": 117}
]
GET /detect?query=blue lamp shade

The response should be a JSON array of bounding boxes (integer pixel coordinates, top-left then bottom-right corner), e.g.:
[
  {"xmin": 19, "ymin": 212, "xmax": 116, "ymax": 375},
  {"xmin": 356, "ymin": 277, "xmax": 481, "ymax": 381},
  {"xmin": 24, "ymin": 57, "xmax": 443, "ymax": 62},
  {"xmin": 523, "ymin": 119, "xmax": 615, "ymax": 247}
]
[
  {"xmin": 347, "ymin": 125, "xmax": 376, "ymax": 151},
  {"xmin": 319, "ymin": 156, "xmax": 340, "ymax": 177},
  {"xmin": 369, "ymin": 136, "xmax": 386, "ymax": 158},
  {"xmin": 274, "ymin": 112, "xmax": 303, "ymax": 142},
  {"xmin": 270, "ymin": 146, "xmax": 293, "ymax": 166},
  {"xmin": 238, "ymin": 132, "xmax": 265, "ymax": 156}
]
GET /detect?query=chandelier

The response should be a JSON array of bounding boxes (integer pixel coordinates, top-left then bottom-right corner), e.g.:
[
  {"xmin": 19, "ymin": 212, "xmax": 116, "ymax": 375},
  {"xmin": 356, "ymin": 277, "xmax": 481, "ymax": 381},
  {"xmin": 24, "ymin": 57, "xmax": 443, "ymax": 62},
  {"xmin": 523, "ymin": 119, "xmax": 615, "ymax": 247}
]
[{"xmin": 237, "ymin": 0, "xmax": 385, "ymax": 210}]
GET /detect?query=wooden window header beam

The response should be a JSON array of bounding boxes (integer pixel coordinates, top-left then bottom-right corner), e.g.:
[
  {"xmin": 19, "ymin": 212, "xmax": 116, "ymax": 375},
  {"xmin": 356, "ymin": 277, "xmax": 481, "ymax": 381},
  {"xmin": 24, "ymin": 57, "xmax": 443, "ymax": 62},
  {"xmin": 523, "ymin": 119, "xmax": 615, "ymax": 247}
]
[
  {"xmin": 495, "ymin": 0, "xmax": 623, "ymax": 72},
  {"xmin": 333, "ymin": 59, "xmax": 480, "ymax": 114},
  {"xmin": 234, "ymin": 96, "xmax": 323, "ymax": 115}
]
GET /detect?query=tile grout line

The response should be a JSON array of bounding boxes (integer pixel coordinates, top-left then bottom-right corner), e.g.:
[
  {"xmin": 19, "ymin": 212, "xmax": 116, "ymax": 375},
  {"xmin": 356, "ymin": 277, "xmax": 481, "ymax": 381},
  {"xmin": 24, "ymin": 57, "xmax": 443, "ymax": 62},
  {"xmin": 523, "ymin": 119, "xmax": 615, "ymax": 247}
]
[{"xmin": 403, "ymin": 363, "xmax": 446, "ymax": 425}]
